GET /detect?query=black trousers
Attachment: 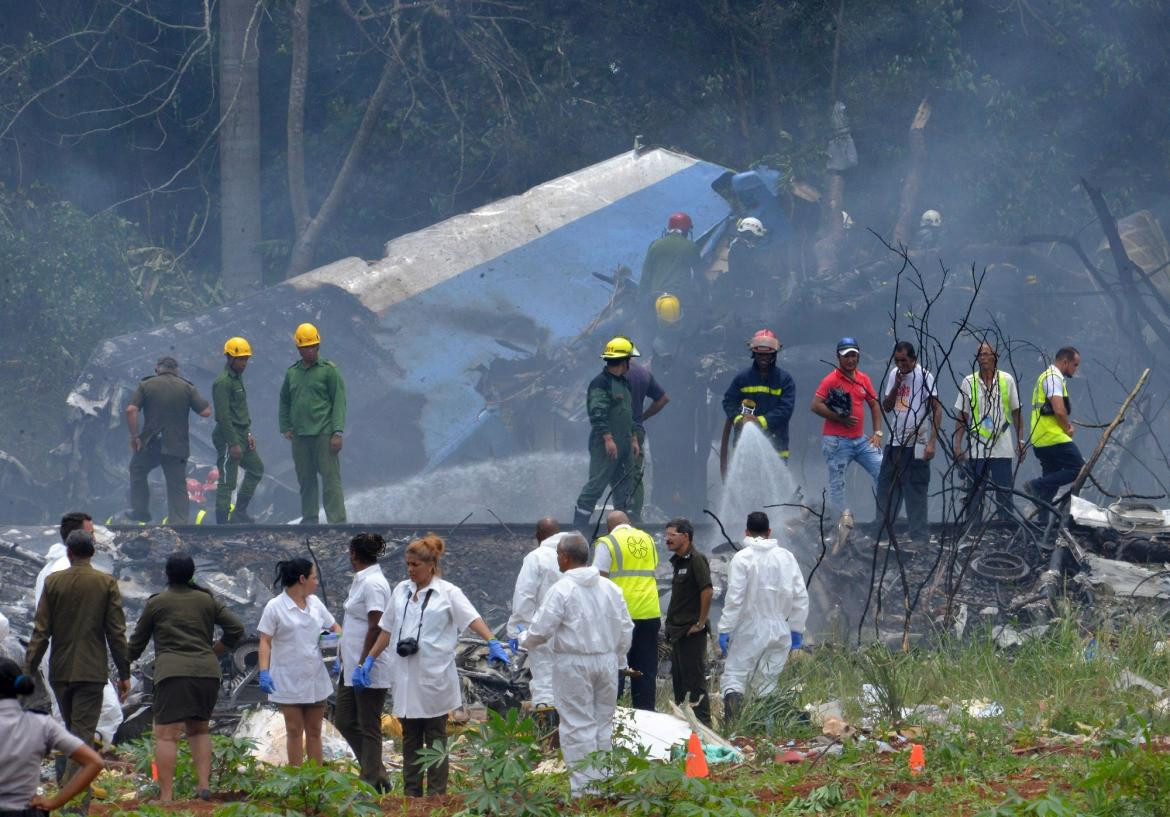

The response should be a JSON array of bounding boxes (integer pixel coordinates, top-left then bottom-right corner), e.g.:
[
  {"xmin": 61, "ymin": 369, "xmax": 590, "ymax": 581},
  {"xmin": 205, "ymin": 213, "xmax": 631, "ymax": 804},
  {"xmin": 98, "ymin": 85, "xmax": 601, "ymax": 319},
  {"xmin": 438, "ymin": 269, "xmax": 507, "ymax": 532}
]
[
  {"xmin": 333, "ymin": 684, "xmax": 388, "ymax": 787},
  {"xmin": 400, "ymin": 715, "xmax": 448, "ymax": 797},
  {"xmin": 669, "ymin": 629, "xmax": 710, "ymax": 725},
  {"xmin": 619, "ymin": 617, "xmax": 660, "ymax": 711}
]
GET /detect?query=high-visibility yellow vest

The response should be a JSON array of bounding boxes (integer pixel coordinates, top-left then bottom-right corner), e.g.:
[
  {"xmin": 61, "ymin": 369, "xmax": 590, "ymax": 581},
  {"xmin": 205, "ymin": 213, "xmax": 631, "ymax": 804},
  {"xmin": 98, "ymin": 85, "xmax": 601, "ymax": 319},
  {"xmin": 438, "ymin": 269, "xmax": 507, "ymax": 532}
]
[
  {"xmin": 1030, "ymin": 367, "xmax": 1071, "ymax": 448},
  {"xmin": 598, "ymin": 526, "xmax": 660, "ymax": 619},
  {"xmin": 969, "ymin": 371, "xmax": 1010, "ymax": 440}
]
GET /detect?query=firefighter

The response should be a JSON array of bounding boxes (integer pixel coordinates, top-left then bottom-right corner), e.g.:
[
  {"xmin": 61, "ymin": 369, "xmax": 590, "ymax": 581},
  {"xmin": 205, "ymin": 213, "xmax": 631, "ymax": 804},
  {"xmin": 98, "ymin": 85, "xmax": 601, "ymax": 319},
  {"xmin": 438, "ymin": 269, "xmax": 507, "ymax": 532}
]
[
  {"xmin": 278, "ymin": 323, "xmax": 347, "ymax": 524},
  {"xmin": 639, "ymin": 212, "xmax": 703, "ymax": 325},
  {"xmin": 720, "ymin": 329, "xmax": 796, "ymax": 477},
  {"xmin": 573, "ymin": 338, "xmax": 640, "ymax": 529},
  {"xmin": 212, "ymin": 337, "xmax": 264, "ymax": 524}
]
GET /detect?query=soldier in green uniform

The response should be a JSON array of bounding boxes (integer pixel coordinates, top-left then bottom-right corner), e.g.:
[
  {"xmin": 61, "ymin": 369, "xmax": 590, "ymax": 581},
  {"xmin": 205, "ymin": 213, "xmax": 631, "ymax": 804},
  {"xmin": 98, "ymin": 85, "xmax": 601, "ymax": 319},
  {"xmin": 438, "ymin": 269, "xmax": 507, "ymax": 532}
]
[
  {"xmin": 573, "ymin": 337, "xmax": 641, "ymax": 528},
  {"xmin": 278, "ymin": 323, "xmax": 347, "ymax": 524},
  {"xmin": 212, "ymin": 337, "xmax": 264, "ymax": 524},
  {"xmin": 125, "ymin": 356, "xmax": 211, "ymax": 524}
]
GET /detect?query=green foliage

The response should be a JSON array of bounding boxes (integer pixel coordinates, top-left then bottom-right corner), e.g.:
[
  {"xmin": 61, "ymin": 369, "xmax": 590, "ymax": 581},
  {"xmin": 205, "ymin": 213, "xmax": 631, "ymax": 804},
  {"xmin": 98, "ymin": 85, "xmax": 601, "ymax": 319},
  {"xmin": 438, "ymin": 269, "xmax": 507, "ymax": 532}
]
[
  {"xmin": 123, "ymin": 735, "xmax": 263, "ymax": 800},
  {"xmin": 782, "ymin": 782, "xmax": 847, "ymax": 815},
  {"xmin": 728, "ymin": 685, "xmax": 812, "ymax": 738},
  {"xmin": 417, "ymin": 707, "xmax": 559, "ymax": 817},
  {"xmin": 215, "ymin": 761, "xmax": 378, "ymax": 817},
  {"xmin": 111, "ymin": 806, "xmax": 194, "ymax": 817},
  {"xmin": 592, "ymin": 743, "xmax": 755, "ymax": 817}
]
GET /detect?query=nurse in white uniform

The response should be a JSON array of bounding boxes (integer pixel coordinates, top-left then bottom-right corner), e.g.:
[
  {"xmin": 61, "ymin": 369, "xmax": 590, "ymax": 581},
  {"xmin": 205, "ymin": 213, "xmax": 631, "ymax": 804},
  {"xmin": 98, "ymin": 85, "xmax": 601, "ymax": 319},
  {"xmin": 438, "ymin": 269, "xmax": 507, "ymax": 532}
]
[
  {"xmin": 257, "ymin": 557, "xmax": 340, "ymax": 765},
  {"xmin": 356, "ymin": 534, "xmax": 510, "ymax": 797}
]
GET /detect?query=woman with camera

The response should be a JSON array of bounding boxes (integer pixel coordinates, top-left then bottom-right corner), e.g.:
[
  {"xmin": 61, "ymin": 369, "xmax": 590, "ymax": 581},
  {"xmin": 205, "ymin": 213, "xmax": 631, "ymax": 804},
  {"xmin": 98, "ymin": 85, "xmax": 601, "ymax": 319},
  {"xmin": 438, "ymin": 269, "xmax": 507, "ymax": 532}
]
[
  {"xmin": 128, "ymin": 552, "xmax": 244, "ymax": 801},
  {"xmin": 257, "ymin": 558, "xmax": 340, "ymax": 766},
  {"xmin": 354, "ymin": 533, "xmax": 510, "ymax": 797},
  {"xmin": 334, "ymin": 533, "xmax": 393, "ymax": 791}
]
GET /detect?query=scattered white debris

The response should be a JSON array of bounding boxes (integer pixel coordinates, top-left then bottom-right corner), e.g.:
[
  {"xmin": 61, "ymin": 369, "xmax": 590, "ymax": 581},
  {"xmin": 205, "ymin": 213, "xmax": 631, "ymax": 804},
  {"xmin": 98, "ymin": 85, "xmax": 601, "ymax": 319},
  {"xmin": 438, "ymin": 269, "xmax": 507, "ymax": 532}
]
[{"xmin": 234, "ymin": 707, "xmax": 355, "ymax": 765}]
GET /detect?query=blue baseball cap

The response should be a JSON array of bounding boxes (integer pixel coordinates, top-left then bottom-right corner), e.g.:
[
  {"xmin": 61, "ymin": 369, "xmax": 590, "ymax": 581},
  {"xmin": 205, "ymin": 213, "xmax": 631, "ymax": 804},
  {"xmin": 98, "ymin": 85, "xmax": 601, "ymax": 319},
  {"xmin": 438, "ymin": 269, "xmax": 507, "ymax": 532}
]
[{"xmin": 836, "ymin": 337, "xmax": 860, "ymax": 355}]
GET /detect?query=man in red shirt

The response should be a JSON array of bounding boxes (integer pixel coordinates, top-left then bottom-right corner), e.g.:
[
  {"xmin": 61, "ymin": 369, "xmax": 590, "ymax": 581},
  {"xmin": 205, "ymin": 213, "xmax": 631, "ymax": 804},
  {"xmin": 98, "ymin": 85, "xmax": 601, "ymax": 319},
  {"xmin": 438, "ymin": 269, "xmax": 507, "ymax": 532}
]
[{"xmin": 810, "ymin": 338, "xmax": 884, "ymax": 516}]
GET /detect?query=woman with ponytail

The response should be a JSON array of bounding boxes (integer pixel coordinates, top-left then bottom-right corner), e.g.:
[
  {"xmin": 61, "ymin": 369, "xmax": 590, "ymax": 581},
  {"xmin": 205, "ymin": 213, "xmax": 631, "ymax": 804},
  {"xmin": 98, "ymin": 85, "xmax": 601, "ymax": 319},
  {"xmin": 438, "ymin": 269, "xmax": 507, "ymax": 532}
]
[
  {"xmin": 128, "ymin": 553, "xmax": 244, "ymax": 802},
  {"xmin": 0, "ymin": 657, "xmax": 104, "ymax": 815}
]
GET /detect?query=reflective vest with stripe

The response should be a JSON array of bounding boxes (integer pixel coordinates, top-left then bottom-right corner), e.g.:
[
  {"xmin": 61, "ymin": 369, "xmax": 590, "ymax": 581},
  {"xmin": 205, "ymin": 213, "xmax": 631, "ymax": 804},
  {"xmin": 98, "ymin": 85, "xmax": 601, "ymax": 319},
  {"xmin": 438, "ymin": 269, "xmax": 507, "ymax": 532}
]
[
  {"xmin": 598, "ymin": 527, "xmax": 661, "ymax": 619},
  {"xmin": 1030, "ymin": 367, "xmax": 1071, "ymax": 448},
  {"xmin": 969, "ymin": 371, "xmax": 1010, "ymax": 440}
]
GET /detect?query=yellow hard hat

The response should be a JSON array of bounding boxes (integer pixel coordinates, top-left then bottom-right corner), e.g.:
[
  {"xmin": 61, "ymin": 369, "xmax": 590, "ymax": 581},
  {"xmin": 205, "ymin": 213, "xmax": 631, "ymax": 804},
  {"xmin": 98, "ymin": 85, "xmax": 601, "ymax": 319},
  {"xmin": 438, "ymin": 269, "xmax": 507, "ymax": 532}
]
[
  {"xmin": 223, "ymin": 336, "xmax": 252, "ymax": 357},
  {"xmin": 294, "ymin": 322, "xmax": 321, "ymax": 347},
  {"xmin": 655, "ymin": 293, "xmax": 682, "ymax": 324},
  {"xmin": 601, "ymin": 336, "xmax": 639, "ymax": 360}
]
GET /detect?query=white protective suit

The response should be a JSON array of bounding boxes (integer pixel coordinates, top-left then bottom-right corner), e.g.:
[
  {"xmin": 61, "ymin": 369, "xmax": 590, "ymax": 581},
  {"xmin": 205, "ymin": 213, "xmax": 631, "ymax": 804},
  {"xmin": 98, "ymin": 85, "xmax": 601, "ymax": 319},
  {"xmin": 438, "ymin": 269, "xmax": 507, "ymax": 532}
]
[
  {"xmin": 718, "ymin": 536, "xmax": 809, "ymax": 697},
  {"xmin": 507, "ymin": 531, "xmax": 568, "ymax": 706},
  {"xmin": 34, "ymin": 544, "xmax": 124, "ymax": 747},
  {"xmin": 520, "ymin": 566, "xmax": 633, "ymax": 797}
]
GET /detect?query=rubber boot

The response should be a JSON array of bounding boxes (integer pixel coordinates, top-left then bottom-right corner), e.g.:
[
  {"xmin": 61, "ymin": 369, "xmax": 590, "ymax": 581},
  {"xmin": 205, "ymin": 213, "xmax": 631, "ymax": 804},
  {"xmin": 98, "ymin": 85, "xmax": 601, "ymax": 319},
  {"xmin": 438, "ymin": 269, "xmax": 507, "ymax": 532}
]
[
  {"xmin": 572, "ymin": 507, "xmax": 592, "ymax": 530},
  {"xmin": 723, "ymin": 691, "xmax": 743, "ymax": 725},
  {"xmin": 230, "ymin": 497, "xmax": 254, "ymax": 524},
  {"xmin": 215, "ymin": 508, "xmax": 230, "ymax": 524}
]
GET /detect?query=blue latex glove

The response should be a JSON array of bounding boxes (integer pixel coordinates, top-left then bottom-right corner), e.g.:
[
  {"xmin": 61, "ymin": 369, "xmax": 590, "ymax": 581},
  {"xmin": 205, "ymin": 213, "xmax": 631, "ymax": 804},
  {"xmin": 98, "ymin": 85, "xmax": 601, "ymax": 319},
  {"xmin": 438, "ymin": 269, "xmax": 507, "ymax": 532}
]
[
  {"xmin": 331, "ymin": 656, "xmax": 341, "ymax": 677},
  {"xmin": 718, "ymin": 633, "xmax": 729, "ymax": 658},
  {"xmin": 258, "ymin": 669, "xmax": 276, "ymax": 694},
  {"xmin": 352, "ymin": 656, "xmax": 375, "ymax": 690},
  {"xmin": 790, "ymin": 631, "xmax": 804, "ymax": 651},
  {"xmin": 507, "ymin": 638, "xmax": 520, "ymax": 653},
  {"xmin": 487, "ymin": 639, "xmax": 511, "ymax": 666}
]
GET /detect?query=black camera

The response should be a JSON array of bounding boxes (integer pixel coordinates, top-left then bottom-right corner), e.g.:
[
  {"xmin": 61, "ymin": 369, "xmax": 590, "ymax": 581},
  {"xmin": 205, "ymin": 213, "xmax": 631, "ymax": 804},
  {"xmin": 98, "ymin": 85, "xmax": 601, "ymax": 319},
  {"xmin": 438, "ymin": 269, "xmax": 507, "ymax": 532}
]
[{"xmin": 396, "ymin": 638, "xmax": 420, "ymax": 657}]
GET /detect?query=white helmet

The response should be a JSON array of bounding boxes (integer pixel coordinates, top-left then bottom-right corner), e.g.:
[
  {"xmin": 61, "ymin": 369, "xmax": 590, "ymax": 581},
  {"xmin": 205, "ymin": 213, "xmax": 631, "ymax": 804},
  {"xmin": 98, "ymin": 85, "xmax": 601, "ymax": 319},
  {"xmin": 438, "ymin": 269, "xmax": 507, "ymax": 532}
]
[
  {"xmin": 841, "ymin": 211, "xmax": 854, "ymax": 230},
  {"xmin": 737, "ymin": 216, "xmax": 767, "ymax": 237},
  {"xmin": 920, "ymin": 209, "xmax": 942, "ymax": 227}
]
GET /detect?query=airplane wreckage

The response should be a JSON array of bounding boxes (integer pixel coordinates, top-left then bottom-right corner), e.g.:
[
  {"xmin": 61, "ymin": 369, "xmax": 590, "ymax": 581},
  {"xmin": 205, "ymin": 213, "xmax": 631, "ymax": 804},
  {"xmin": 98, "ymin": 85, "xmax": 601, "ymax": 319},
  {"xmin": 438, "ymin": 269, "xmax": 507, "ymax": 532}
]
[{"xmin": 2, "ymin": 143, "xmax": 1170, "ymax": 736}]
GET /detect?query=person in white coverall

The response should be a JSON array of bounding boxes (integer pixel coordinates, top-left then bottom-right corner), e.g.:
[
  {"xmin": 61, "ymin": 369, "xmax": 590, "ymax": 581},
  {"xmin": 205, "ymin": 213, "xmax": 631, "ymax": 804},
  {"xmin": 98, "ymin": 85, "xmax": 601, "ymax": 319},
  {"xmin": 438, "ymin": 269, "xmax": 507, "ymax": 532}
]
[
  {"xmin": 507, "ymin": 517, "xmax": 566, "ymax": 708},
  {"xmin": 35, "ymin": 513, "xmax": 124, "ymax": 751},
  {"xmin": 718, "ymin": 510, "xmax": 809, "ymax": 722},
  {"xmin": 520, "ymin": 532, "xmax": 633, "ymax": 798}
]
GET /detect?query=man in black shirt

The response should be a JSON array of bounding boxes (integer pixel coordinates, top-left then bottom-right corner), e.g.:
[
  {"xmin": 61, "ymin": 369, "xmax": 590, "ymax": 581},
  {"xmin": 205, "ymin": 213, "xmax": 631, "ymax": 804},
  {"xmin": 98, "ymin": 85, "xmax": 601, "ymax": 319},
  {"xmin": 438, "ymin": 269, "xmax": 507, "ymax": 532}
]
[{"xmin": 664, "ymin": 517, "xmax": 713, "ymax": 725}]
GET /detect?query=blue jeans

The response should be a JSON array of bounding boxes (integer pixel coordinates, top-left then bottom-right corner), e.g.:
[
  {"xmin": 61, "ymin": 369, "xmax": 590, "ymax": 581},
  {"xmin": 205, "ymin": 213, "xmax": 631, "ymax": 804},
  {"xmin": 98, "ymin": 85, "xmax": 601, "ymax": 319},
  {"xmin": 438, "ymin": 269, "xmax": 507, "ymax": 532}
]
[
  {"xmin": 963, "ymin": 458, "xmax": 1014, "ymax": 522},
  {"xmin": 821, "ymin": 435, "xmax": 883, "ymax": 513},
  {"xmin": 875, "ymin": 445, "xmax": 930, "ymax": 542}
]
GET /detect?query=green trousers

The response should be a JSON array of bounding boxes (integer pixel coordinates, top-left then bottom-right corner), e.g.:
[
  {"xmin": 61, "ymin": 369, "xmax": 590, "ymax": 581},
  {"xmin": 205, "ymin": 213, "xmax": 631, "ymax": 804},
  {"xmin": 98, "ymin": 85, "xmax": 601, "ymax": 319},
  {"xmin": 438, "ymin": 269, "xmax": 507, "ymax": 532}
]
[
  {"xmin": 574, "ymin": 434, "xmax": 633, "ymax": 523},
  {"xmin": 291, "ymin": 433, "xmax": 346, "ymax": 523},
  {"xmin": 627, "ymin": 426, "xmax": 647, "ymax": 522},
  {"xmin": 129, "ymin": 438, "xmax": 188, "ymax": 523},
  {"xmin": 213, "ymin": 427, "xmax": 264, "ymax": 519},
  {"xmin": 52, "ymin": 680, "xmax": 104, "ymax": 802}
]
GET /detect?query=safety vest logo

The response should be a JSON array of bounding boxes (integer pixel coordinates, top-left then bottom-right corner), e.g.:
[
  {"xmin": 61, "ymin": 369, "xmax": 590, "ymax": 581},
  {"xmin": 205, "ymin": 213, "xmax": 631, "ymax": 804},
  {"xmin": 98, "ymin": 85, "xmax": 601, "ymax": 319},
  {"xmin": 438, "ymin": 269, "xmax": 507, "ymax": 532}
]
[{"xmin": 626, "ymin": 533, "xmax": 652, "ymax": 560}]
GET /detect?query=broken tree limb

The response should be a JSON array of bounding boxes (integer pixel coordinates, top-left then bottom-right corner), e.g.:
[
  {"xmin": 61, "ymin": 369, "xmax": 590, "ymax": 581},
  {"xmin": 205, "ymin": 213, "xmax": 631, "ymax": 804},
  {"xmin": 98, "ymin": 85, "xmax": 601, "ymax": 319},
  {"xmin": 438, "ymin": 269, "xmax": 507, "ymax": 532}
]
[
  {"xmin": 892, "ymin": 98, "xmax": 931, "ymax": 248},
  {"xmin": 1066, "ymin": 367, "xmax": 1150, "ymax": 503}
]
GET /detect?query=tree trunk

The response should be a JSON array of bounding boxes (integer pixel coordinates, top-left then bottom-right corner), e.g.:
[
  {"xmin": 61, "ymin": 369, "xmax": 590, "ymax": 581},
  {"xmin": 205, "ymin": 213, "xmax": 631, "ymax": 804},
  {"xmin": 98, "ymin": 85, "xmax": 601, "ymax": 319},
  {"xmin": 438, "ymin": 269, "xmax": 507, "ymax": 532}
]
[
  {"xmin": 285, "ymin": 52, "xmax": 398, "ymax": 278},
  {"xmin": 218, "ymin": 0, "xmax": 263, "ymax": 297},
  {"xmin": 892, "ymin": 98, "xmax": 930, "ymax": 248},
  {"xmin": 287, "ymin": 0, "xmax": 310, "ymax": 238}
]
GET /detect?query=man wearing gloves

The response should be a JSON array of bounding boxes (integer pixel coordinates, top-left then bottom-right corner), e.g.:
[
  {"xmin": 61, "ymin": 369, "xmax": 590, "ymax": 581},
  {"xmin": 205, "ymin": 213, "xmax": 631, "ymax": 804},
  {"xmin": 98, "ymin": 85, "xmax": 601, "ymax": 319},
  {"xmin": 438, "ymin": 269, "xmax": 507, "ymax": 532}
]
[
  {"xmin": 507, "ymin": 517, "xmax": 567, "ymax": 711},
  {"xmin": 520, "ymin": 532, "xmax": 634, "ymax": 798},
  {"xmin": 717, "ymin": 511, "xmax": 809, "ymax": 722}
]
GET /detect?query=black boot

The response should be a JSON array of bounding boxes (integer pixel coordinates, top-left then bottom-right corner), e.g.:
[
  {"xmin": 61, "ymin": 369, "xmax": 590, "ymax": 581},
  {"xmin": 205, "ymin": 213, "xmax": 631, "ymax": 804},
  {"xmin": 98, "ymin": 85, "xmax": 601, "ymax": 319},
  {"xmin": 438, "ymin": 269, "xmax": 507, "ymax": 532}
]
[
  {"xmin": 723, "ymin": 691, "xmax": 743, "ymax": 724},
  {"xmin": 572, "ymin": 507, "xmax": 592, "ymax": 530},
  {"xmin": 230, "ymin": 497, "xmax": 255, "ymax": 524},
  {"xmin": 215, "ymin": 508, "xmax": 230, "ymax": 524}
]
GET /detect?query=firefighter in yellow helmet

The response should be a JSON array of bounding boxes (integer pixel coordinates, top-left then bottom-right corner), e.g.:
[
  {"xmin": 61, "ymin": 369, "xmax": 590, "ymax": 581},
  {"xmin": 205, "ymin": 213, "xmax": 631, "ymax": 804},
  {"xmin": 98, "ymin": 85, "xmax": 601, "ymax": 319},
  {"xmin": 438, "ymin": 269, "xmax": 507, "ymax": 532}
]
[
  {"xmin": 278, "ymin": 323, "xmax": 348, "ymax": 523},
  {"xmin": 213, "ymin": 337, "xmax": 264, "ymax": 523},
  {"xmin": 573, "ymin": 338, "xmax": 640, "ymax": 528}
]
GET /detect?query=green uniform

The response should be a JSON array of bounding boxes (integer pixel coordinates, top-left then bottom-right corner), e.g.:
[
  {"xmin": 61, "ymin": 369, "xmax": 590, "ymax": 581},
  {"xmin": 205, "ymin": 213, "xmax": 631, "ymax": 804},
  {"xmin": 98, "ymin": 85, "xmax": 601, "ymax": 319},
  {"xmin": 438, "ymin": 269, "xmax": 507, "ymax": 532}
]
[
  {"xmin": 128, "ymin": 585, "xmax": 244, "ymax": 680},
  {"xmin": 279, "ymin": 357, "xmax": 347, "ymax": 523},
  {"xmin": 26, "ymin": 562, "xmax": 130, "ymax": 791},
  {"xmin": 574, "ymin": 368, "xmax": 636, "ymax": 526},
  {"xmin": 212, "ymin": 365, "xmax": 264, "ymax": 522},
  {"xmin": 128, "ymin": 371, "xmax": 210, "ymax": 523},
  {"xmin": 640, "ymin": 232, "xmax": 702, "ymax": 318}
]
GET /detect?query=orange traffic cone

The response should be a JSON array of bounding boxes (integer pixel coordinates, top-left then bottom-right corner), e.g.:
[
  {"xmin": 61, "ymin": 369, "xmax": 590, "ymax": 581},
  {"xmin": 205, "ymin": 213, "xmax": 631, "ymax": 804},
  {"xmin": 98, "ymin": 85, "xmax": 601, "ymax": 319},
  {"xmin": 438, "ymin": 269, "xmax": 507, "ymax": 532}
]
[
  {"xmin": 685, "ymin": 731, "xmax": 709, "ymax": 778},
  {"xmin": 909, "ymin": 743, "xmax": 925, "ymax": 776}
]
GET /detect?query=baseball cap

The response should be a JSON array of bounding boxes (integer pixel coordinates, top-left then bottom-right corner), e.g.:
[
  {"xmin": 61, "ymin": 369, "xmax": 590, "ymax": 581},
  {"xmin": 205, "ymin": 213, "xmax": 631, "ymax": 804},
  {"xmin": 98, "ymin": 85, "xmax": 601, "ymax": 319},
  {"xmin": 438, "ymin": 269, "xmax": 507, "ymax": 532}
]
[{"xmin": 836, "ymin": 337, "xmax": 860, "ymax": 356}]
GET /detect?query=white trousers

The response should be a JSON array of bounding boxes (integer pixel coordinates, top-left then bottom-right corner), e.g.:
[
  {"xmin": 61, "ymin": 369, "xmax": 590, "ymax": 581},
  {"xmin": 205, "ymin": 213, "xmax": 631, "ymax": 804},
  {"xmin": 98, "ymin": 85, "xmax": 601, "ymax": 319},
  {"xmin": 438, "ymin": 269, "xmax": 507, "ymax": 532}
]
[
  {"xmin": 528, "ymin": 642, "xmax": 555, "ymax": 707},
  {"xmin": 721, "ymin": 632, "xmax": 791, "ymax": 697},
  {"xmin": 552, "ymin": 652, "xmax": 618, "ymax": 797}
]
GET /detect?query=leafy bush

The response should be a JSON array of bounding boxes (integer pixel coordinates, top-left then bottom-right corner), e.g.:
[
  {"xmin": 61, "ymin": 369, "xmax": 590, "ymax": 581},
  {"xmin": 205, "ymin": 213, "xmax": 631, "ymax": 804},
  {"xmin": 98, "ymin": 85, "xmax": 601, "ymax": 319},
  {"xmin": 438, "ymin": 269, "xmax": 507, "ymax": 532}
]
[
  {"xmin": 216, "ymin": 761, "xmax": 378, "ymax": 817},
  {"xmin": 123, "ymin": 735, "xmax": 263, "ymax": 800}
]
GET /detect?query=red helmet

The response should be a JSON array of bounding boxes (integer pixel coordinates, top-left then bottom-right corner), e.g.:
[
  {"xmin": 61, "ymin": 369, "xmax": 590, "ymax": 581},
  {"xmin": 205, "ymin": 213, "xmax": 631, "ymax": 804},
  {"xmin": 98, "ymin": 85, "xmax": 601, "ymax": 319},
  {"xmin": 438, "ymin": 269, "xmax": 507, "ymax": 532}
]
[
  {"xmin": 667, "ymin": 212, "xmax": 693, "ymax": 233},
  {"xmin": 748, "ymin": 329, "xmax": 780, "ymax": 352}
]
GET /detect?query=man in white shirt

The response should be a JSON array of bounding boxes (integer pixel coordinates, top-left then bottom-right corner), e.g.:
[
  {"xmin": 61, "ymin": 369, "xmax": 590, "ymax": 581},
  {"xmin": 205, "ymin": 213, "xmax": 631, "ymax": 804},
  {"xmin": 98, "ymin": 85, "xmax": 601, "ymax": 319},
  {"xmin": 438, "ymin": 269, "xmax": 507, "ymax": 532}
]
[
  {"xmin": 507, "ymin": 517, "xmax": 566, "ymax": 708},
  {"xmin": 1025, "ymin": 347, "xmax": 1085, "ymax": 522},
  {"xmin": 520, "ymin": 532, "xmax": 633, "ymax": 798},
  {"xmin": 875, "ymin": 341, "xmax": 941, "ymax": 546},
  {"xmin": 953, "ymin": 343, "xmax": 1025, "ymax": 522}
]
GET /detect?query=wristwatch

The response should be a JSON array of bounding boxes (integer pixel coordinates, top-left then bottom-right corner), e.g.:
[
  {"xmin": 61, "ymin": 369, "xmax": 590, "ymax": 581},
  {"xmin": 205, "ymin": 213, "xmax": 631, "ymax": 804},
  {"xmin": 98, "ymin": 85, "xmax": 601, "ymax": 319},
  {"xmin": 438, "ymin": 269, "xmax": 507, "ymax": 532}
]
[{"xmin": 874, "ymin": 430, "xmax": 884, "ymax": 437}]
